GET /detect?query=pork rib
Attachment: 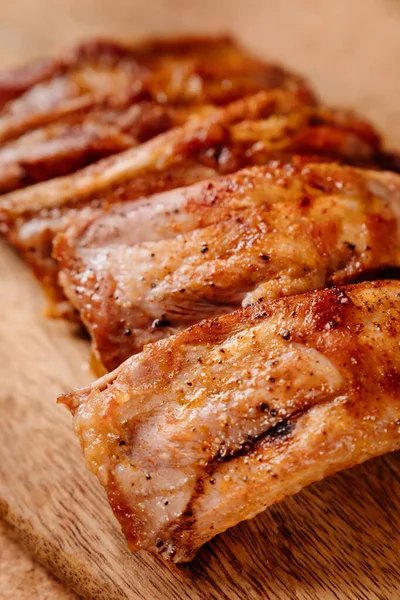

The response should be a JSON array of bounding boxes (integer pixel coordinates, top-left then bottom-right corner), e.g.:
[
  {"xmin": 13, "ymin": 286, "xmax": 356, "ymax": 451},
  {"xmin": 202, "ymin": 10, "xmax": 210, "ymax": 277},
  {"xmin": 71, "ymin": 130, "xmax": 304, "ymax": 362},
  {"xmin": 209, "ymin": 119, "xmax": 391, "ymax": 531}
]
[
  {"xmin": 0, "ymin": 100, "xmax": 205, "ymax": 194},
  {"xmin": 55, "ymin": 162, "xmax": 400, "ymax": 371},
  {"xmin": 60, "ymin": 279, "xmax": 400, "ymax": 562},
  {"xmin": 0, "ymin": 35, "xmax": 314, "ymax": 143},
  {"xmin": 0, "ymin": 93, "xmax": 382, "ymax": 315},
  {"xmin": 0, "ymin": 34, "xmax": 313, "ymax": 193}
]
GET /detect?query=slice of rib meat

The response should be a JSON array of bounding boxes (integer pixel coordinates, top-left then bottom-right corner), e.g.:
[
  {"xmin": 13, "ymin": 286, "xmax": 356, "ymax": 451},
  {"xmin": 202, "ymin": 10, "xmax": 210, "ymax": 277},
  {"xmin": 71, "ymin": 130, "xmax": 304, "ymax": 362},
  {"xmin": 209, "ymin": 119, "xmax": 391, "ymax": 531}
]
[
  {"xmin": 55, "ymin": 162, "xmax": 400, "ymax": 371},
  {"xmin": 0, "ymin": 92, "xmax": 382, "ymax": 316},
  {"xmin": 60, "ymin": 279, "xmax": 400, "ymax": 561}
]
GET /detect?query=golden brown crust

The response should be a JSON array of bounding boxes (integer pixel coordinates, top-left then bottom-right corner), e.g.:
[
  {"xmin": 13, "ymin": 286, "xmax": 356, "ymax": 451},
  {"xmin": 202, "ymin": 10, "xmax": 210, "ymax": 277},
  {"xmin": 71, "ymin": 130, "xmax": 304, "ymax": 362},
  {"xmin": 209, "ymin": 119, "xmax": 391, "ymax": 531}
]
[
  {"xmin": 0, "ymin": 35, "xmax": 314, "ymax": 194},
  {"xmin": 1, "ymin": 91, "xmax": 383, "ymax": 315},
  {"xmin": 60, "ymin": 280, "xmax": 400, "ymax": 561},
  {"xmin": 0, "ymin": 36, "xmax": 314, "ymax": 145},
  {"xmin": 55, "ymin": 162, "xmax": 400, "ymax": 370},
  {"xmin": 0, "ymin": 100, "xmax": 189, "ymax": 194}
]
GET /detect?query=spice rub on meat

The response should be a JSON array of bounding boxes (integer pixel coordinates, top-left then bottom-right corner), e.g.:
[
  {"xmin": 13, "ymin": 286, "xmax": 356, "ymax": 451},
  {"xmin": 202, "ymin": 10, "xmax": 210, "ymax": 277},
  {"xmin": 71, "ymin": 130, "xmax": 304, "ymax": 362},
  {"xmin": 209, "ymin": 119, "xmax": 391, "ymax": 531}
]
[
  {"xmin": 0, "ymin": 35, "xmax": 316, "ymax": 193},
  {"xmin": 0, "ymin": 91, "xmax": 382, "ymax": 316},
  {"xmin": 60, "ymin": 280, "xmax": 400, "ymax": 561},
  {"xmin": 55, "ymin": 162, "xmax": 400, "ymax": 371},
  {"xmin": 0, "ymin": 35, "xmax": 314, "ymax": 141},
  {"xmin": 0, "ymin": 100, "xmax": 205, "ymax": 194}
]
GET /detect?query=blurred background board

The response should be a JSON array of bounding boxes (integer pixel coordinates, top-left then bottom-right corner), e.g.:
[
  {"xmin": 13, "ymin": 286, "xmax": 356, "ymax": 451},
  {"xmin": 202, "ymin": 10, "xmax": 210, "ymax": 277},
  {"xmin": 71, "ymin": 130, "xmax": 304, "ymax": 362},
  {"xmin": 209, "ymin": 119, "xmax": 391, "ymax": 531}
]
[{"xmin": 0, "ymin": 1, "xmax": 400, "ymax": 599}]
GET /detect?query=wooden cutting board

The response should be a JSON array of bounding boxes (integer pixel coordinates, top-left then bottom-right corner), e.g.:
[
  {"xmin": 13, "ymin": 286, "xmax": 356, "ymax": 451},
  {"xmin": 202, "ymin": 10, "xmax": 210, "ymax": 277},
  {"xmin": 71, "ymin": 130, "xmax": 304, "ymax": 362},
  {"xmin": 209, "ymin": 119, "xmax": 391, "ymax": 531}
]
[
  {"xmin": 2, "ymin": 1, "xmax": 400, "ymax": 599},
  {"xmin": 3, "ymin": 242, "xmax": 400, "ymax": 600}
]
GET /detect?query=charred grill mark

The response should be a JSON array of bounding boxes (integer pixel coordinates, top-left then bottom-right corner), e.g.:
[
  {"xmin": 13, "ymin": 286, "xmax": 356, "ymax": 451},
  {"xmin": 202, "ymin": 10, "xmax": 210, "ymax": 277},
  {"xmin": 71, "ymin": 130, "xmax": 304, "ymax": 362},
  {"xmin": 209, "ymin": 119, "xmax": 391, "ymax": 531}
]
[
  {"xmin": 204, "ymin": 411, "xmax": 304, "ymax": 480},
  {"xmin": 159, "ymin": 478, "xmax": 203, "ymax": 557},
  {"xmin": 267, "ymin": 419, "xmax": 295, "ymax": 439},
  {"xmin": 211, "ymin": 417, "xmax": 296, "ymax": 467},
  {"xmin": 164, "ymin": 412, "xmax": 303, "ymax": 550}
]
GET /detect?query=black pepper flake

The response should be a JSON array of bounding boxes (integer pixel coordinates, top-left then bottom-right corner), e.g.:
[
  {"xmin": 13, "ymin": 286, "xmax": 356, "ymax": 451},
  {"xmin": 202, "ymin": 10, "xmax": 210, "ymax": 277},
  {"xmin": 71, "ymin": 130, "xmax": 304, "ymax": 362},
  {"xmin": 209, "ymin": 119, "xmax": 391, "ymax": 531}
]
[
  {"xmin": 152, "ymin": 318, "xmax": 171, "ymax": 328},
  {"xmin": 259, "ymin": 402, "xmax": 269, "ymax": 412},
  {"xmin": 156, "ymin": 540, "xmax": 164, "ymax": 548},
  {"xmin": 344, "ymin": 241, "xmax": 356, "ymax": 251},
  {"xmin": 180, "ymin": 288, "xmax": 186, "ymax": 293},
  {"xmin": 124, "ymin": 329, "xmax": 132, "ymax": 336},
  {"xmin": 210, "ymin": 477, "xmax": 215, "ymax": 484},
  {"xmin": 119, "ymin": 440, "xmax": 126, "ymax": 446},
  {"xmin": 164, "ymin": 500, "xmax": 169, "ymax": 506},
  {"xmin": 259, "ymin": 253, "xmax": 270, "ymax": 261},
  {"xmin": 145, "ymin": 473, "xmax": 152, "ymax": 480},
  {"xmin": 280, "ymin": 329, "xmax": 291, "ymax": 341},
  {"xmin": 269, "ymin": 376, "xmax": 276, "ymax": 383},
  {"xmin": 201, "ymin": 244, "xmax": 209, "ymax": 253},
  {"xmin": 186, "ymin": 382, "xmax": 193, "ymax": 386}
]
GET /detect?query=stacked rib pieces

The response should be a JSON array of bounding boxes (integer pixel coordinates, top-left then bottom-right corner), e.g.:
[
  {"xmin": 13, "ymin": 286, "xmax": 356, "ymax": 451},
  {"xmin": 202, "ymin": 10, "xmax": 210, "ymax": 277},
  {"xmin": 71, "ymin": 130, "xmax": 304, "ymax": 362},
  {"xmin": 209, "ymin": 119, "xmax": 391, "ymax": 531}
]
[{"xmin": 2, "ymin": 35, "xmax": 400, "ymax": 562}]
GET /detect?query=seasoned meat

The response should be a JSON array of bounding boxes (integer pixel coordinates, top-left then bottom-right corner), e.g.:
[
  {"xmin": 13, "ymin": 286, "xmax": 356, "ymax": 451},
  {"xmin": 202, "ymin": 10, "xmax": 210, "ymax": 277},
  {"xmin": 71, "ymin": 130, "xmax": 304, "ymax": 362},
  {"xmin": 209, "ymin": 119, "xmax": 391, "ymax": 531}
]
[
  {"xmin": 0, "ymin": 35, "xmax": 312, "ymax": 193},
  {"xmin": 0, "ymin": 35, "xmax": 313, "ymax": 144},
  {"xmin": 0, "ymin": 32, "xmax": 312, "ymax": 193},
  {"xmin": 0, "ymin": 92, "xmax": 382, "ymax": 315},
  {"xmin": 0, "ymin": 100, "xmax": 204, "ymax": 193},
  {"xmin": 59, "ymin": 280, "xmax": 400, "ymax": 562},
  {"xmin": 55, "ymin": 162, "xmax": 400, "ymax": 371}
]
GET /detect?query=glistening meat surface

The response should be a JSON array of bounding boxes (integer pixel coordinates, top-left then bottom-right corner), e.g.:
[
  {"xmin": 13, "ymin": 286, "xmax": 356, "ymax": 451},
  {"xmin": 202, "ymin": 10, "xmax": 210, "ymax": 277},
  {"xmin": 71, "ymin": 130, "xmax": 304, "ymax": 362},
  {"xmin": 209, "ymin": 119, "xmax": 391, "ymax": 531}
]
[
  {"xmin": 55, "ymin": 162, "xmax": 400, "ymax": 371},
  {"xmin": 0, "ymin": 34, "xmax": 311, "ymax": 193},
  {"xmin": 60, "ymin": 280, "xmax": 400, "ymax": 562},
  {"xmin": 0, "ymin": 35, "xmax": 312, "ymax": 143},
  {"xmin": 0, "ymin": 100, "xmax": 202, "ymax": 193},
  {"xmin": 0, "ymin": 91, "xmax": 381, "ymax": 315}
]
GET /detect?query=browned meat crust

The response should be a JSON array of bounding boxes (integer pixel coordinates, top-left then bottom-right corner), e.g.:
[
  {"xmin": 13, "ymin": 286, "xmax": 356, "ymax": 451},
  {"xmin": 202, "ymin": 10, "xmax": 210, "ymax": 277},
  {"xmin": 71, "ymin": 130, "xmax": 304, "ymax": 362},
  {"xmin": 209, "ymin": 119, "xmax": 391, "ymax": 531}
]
[
  {"xmin": 54, "ymin": 162, "xmax": 400, "ymax": 371},
  {"xmin": 0, "ymin": 34, "xmax": 314, "ymax": 194},
  {"xmin": 59, "ymin": 280, "xmax": 400, "ymax": 561},
  {"xmin": 0, "ymin": 100, "xmax": 199, "ymax": 193},
  {"xmin": 0, "ymin": 35, "xmax": 314, "ymax": 144},
  {"xmin": 0, "ymin": 92, "xmax": 382, "ymax": 316}
]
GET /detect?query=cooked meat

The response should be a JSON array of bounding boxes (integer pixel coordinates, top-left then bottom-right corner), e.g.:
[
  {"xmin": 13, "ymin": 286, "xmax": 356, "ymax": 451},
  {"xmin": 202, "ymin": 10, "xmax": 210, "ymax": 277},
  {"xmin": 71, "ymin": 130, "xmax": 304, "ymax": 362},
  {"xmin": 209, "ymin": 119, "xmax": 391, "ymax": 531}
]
[
  {"xmin": 0, "ymin": 32, "xmax": 312, "ymax": 194},
  {"xmin": 0, "ymin": 100, "xmax": 204, "ymax": 193},
  {"xmin": 59, "ymin": 280, "xmax": 400, "ymax": 562},
  {"xmin": 0, "ymin": 35, "xmax": 313, "ymax": 144},
  {"xmin": 55, "ymin": 162, "xmax": 400, "ymax": 371},
  {"xmin": 0, "ymin": 92, "xmax": 382, "ymax": 315}
]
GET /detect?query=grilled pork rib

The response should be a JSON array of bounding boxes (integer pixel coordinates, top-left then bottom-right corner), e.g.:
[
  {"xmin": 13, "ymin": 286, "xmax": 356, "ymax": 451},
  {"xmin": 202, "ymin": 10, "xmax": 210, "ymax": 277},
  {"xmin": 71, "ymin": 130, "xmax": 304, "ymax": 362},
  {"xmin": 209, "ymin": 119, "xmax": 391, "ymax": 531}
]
[
  {"xmin": 60, "ymin": 280, "xmax": 400, "ymax": 562},
  {"xmin": 0, "ymin": 35, "xmax": 313, "ymax": 193},
  {"xmin": 55, "ymin": 162, "xmax": 400, "ymax": 371},
  {"xmin": 0, "ymin": 36, "xmax": 314, "ymax": 143},
  {"xmin": 0, "ymin": 93, "xmax": 382, "ymax": 315},
  {"xmin": 0, "ymin": 100, "xmax": 207, "ymax": 194}
]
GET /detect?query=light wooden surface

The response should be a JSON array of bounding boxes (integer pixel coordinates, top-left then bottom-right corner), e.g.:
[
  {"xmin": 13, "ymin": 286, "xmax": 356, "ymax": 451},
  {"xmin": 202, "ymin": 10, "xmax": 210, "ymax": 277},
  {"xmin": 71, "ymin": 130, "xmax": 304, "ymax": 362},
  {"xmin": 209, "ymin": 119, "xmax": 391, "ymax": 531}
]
[
  {"xmin": 0, "ymin": 521, "xmax": 76, "ymax": 600},
  {"xmin": 1, "ymin": 1, "xmax": 400, "ymax": 599}
]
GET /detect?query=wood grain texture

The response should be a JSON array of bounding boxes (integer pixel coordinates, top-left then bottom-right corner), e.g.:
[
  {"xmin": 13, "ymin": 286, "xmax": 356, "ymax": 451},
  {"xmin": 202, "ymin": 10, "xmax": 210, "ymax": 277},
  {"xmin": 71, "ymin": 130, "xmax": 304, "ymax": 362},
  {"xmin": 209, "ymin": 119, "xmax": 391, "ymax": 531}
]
[
  {"xmin": 1, "ymin": 0, "xmax": 400, "ymax": 598},
  {"xmin": 2, "ymin": 239, "xmax": 400, "ymax": 600},
  {"xmin": 0, "ymin": 521, "xmax": 76, "ymax": 600}
]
